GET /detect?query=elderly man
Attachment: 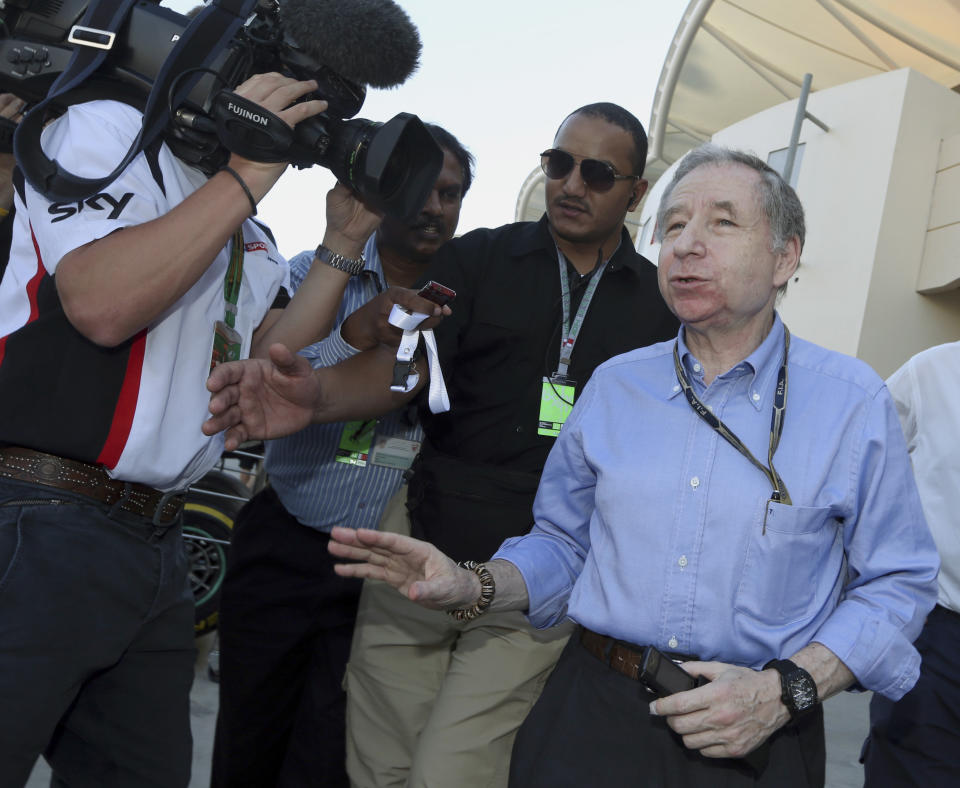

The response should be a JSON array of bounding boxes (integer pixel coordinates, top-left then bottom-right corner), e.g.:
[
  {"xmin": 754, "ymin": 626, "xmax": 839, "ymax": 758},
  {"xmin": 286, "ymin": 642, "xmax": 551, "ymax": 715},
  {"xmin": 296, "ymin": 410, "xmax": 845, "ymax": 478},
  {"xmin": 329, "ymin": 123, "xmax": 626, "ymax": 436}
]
[{"xmin": 320, "ymin": 145, "xmax": 939, "ymax": 787}]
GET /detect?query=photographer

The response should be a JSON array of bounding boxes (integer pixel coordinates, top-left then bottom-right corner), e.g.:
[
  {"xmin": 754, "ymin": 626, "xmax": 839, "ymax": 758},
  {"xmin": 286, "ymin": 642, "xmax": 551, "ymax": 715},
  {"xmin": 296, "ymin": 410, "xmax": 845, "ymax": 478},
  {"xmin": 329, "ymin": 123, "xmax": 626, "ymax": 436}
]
[
  {"xmin": 212, "ymin": 123, "xmax": 473, "ymax": 788},
  {"xmin": 0, "ymin": 68, "xmax": 430, "ymax": 786}
]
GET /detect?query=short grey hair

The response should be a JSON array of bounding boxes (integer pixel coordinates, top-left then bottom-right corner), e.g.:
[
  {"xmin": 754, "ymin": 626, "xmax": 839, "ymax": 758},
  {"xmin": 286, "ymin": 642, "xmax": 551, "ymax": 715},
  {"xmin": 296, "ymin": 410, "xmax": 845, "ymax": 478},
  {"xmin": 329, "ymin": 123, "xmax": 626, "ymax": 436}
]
[{"xmin": 655, "ymin": 144, "xmax": 805, "ymax": 254}]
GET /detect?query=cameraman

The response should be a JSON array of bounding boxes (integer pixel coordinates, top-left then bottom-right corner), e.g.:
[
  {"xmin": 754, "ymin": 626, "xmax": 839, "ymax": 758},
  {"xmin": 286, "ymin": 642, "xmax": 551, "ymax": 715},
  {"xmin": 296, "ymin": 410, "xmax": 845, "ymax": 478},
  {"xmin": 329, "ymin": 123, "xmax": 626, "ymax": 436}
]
[
  {"xmin": 211, "ymin": 123, "xmax": 473, "ymax": 788},
  {"xmin": 0, "ymin": 71, "xmax": 425, "ymax": 787}
]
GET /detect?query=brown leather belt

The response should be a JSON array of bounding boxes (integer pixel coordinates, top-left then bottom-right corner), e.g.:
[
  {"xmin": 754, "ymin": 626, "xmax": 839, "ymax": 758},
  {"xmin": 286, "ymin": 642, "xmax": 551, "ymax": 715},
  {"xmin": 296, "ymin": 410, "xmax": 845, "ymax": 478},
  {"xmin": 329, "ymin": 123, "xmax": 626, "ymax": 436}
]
[
  {"xmin": 0, "ymin": 446, "xmax": 185, "ymax": 524},
  {"xmin": 579, "ymin": 627, "xmax": 698, "ymax": 682}
]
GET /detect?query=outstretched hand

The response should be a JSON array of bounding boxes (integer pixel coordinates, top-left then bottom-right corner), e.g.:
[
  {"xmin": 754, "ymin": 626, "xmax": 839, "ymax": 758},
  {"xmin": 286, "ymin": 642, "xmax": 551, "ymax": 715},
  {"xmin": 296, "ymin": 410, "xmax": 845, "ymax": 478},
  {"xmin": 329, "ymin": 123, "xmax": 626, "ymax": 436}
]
[
  {"xmin": 328, "ymin": 527, "xmax": 477, "ymax": 609},
  {"xmin": 204, "ymin": 343, "xmax": 320, "ymax": 450}
]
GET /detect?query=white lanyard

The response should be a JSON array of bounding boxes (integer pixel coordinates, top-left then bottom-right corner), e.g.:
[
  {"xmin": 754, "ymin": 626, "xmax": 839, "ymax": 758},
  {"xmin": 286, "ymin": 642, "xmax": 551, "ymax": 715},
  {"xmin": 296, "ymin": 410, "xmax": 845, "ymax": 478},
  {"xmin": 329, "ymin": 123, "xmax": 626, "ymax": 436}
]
[{"xmin": 387, "ymin": 305, "xmax": 450, "ymax": 413}]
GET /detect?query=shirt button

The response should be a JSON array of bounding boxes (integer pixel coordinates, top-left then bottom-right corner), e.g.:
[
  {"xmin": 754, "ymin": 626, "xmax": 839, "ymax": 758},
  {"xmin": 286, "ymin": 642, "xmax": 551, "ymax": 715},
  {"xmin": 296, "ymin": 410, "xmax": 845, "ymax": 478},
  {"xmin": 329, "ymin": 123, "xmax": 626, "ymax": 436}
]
[
  {"xmin": 693, "ymin": 363, "xmax": 702, "ymax": 372},
  {"xmin": 668, "ymin": 637, "xmax": 679, "ymax": 649},
  {"xmin": 673, "ymin": 384, "xmax": 681, "ymax": 393},
  {"xmin": 678, "ymin": 555, "xmax": 688, "ymax": 568},
  {"xmin": 690, "ymin": 476, "xmax": 700, "ymax": 489},
  {"xmin": 752, "ymin": 392, "xmax": 761, "ymax": 401}
]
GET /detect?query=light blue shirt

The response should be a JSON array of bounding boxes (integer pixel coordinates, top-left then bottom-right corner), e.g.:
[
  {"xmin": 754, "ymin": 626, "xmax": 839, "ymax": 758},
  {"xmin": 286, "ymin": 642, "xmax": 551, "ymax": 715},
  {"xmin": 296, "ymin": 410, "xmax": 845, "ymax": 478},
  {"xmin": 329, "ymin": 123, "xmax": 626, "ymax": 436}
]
[
  {"xmin": 494, "ymin": 314, "xmax": 939, "ymax": 700},
  {"xmin": 266, "ymin": 234, "xmax": 423, "ymax": 531}
]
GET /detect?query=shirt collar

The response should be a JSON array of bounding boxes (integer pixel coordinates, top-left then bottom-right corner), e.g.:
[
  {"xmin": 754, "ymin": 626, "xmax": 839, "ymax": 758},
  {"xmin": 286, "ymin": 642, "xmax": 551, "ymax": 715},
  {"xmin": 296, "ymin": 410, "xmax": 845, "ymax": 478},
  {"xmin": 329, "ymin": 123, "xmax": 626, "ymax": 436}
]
[
  {"xmin": 668, "ymin": 313, "xmax": 786, "ymax": 411},
  {"xmin": 512, "ymin": 214, "xmax": 650, "ymax": 276}
]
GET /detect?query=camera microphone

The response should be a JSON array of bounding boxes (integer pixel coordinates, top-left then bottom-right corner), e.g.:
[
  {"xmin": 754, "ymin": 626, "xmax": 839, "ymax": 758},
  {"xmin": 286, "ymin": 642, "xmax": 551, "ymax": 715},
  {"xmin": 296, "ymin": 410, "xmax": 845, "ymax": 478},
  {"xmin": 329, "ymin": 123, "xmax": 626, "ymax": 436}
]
[{"xmin": 280, "ymin": 0, "xmax": 422, "ymax": 89}]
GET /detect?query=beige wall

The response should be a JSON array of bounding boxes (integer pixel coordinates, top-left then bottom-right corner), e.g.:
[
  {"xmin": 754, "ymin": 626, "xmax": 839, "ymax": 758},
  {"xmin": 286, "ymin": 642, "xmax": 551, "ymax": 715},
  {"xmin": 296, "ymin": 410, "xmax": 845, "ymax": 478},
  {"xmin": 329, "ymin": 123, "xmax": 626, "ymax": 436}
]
[
  {"xmin": 638, "ymin": 68, "xmax": 960, "ymax": 379},
  {"xmin": 916, "ymin": 132, "xmax": 960, "ymax": 293}
]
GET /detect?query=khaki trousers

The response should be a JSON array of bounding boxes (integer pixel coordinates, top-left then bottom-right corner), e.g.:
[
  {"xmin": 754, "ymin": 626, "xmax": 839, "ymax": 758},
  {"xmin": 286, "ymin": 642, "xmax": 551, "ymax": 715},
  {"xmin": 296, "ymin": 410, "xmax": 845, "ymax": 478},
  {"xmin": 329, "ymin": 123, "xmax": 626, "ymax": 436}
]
[{"xmin": 344, "ymin": 488, "xmax": 573, "ymax": 788}]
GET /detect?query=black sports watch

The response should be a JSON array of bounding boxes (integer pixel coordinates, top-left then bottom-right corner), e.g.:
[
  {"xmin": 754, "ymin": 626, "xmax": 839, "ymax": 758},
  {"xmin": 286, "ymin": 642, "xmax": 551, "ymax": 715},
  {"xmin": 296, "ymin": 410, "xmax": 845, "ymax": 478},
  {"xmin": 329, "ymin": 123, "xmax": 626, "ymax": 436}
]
[{"xmin": 764, "ymin": 659, "xmax": 818, "ymax": 718}]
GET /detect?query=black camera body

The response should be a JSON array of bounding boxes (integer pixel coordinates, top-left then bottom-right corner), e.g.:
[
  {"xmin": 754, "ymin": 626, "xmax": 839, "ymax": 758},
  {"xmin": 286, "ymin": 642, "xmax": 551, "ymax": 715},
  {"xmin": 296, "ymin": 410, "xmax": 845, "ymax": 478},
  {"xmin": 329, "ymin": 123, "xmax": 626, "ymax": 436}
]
[{"xmin": 0, "ymin": 0, "xmax": 442, "ymax": 220}]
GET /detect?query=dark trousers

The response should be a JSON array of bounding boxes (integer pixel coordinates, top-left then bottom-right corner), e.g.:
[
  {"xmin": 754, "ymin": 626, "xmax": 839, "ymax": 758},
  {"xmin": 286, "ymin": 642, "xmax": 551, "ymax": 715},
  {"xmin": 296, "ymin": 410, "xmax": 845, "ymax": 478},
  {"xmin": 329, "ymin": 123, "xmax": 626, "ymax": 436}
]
[
  {"xmin": 862, "ymin": 604, "xmax": 960, "ymax": 787},
  {"xmin": 210, "ymin": 487, "xmax": 362, "ymax": 788},
  {"xmin": 0, "ymin": 477, "xmax": 195, "ymax": 788},
  {"xmin": 509, "ymin": 634, "xmax": 825, "ymax": 788}
]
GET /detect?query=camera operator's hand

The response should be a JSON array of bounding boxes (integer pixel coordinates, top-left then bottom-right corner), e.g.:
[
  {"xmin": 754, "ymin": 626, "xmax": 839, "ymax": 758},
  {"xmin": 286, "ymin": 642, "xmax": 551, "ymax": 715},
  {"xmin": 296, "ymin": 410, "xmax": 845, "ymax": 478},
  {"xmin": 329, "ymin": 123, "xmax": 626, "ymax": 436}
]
[
  {"xmin": 252, "ymin": 182, "xmax": 383, "ymax": 357},
  {"xmin": 318, "ymin": 181, "xmax": 383, "ymax": 265},
  {"xmin": 225, "ymin": 72, "xmax": 329, "ymax": 205},
  {"xmin": 340, "ymin": 287, "xmax": 452, "ymax": 352}
]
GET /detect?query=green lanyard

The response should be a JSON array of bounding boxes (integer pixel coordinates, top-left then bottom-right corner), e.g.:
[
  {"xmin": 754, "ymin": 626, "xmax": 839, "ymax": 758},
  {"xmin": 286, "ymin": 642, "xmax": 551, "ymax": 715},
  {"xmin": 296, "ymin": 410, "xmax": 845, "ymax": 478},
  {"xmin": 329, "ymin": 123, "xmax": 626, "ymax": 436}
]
[
  {"xmin": 223, "ymin": 229, "xmax": 245, "ymax": 327},
  {"xmin": 555, "ymin": 248, "xmax": 608, "ymax": 378},
  {"xmin": 672, "ymin": 327, "xmax": 792, "ymax": 506}
]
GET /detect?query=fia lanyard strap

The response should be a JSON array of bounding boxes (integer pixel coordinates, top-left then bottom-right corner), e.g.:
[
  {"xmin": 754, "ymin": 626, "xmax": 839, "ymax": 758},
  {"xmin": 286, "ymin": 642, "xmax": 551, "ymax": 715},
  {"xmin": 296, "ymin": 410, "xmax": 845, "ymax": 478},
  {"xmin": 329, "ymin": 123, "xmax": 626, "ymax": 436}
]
[
  {"xmin": 672, "ymin": 327, "xmax": 792, "ymax": 505},
  {"xmin": 223, "ymin": 229, "xmax": 245, "ymax": 327},
  {"xmin": 556, "ymin": 248, "xmax": 608, "ymax": 378},
  {"xmin": 387, "ymin": 305, "xmax": 450, "ymax": 413}
]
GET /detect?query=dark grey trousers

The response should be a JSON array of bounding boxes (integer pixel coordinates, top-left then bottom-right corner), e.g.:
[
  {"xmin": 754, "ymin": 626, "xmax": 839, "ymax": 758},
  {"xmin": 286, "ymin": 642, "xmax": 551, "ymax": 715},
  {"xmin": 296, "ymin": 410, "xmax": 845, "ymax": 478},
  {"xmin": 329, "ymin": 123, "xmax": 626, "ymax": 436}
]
[
  {"xmin": 862, "ymin": 604, "xmax": 960, "ymax": 787},
  {"xmin": 0, "ymin": 477, "xmax": 195, "ymax": 788},
  {"xmin": 510, "ymin": 633, "xmax": 825, "ymax": 788}
]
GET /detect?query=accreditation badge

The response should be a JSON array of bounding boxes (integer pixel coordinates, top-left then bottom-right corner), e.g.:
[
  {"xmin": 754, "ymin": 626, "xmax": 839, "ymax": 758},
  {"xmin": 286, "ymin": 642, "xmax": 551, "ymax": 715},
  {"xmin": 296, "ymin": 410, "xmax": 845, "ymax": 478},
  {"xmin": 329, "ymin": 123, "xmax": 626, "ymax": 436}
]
[
  {"xmin": 210, "ymin": 319, "xmax": 243, "ymax": 371},
  {"xmin": 335, "ymin": 420, "xmax": 377, "ymax": 466},
  {"xmin": 370, "ymin": 437, "xmax": 421, "ymax": 470},
  {"xmin": 538, "ymin": 375, "xmax": 576, "ymax": 437}
]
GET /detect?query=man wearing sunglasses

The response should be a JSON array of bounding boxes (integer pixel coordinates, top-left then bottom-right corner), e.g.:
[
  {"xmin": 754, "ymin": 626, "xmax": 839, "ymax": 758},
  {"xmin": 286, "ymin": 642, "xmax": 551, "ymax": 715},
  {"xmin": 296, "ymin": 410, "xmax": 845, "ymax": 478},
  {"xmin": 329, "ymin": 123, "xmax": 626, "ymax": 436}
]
[{"xmin": 205, "ymin": 102, "xmax": 679, "ymax": 787}]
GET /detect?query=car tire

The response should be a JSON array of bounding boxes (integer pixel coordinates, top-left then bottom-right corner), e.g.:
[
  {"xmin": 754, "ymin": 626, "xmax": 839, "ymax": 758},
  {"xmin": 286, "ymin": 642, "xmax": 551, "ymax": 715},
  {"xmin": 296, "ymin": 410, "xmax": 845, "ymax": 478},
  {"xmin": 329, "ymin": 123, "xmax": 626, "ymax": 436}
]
[{"xmin": 184, "ymin": 471, "xmax": 249, "ymax": 636}]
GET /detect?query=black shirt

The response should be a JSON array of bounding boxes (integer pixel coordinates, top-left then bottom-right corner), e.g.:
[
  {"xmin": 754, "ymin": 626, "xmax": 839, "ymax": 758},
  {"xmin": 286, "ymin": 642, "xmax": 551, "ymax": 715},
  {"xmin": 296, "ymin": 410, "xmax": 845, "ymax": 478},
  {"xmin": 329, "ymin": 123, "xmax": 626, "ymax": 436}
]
[{"xmin": 419, "ymin": 215, "xmax": 680, "ymax": 475}]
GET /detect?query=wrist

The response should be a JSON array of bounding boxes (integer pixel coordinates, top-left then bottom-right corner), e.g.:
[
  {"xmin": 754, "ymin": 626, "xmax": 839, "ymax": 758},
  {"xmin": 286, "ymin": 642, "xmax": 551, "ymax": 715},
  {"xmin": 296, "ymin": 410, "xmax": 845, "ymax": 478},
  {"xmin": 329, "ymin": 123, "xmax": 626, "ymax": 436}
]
[
  {"xmin": 447, "ymin": 561, "xmax": 495, "ymax": 622},
  {"xmin": 224, "ymin": 158, "xmax": 282, "ymax": 203},
  {"xmin": 338, "ymin": 317, "xmax": 378, "ymax": 352},
  {"xmin": 321, "ymin": 231, "xmax": 367, "ymax": 261},
  {"xmin": 764, "ymin": 659, "xmax": 819, "ymax": 719},
  {"xmin": 315, "ymin": 242, "xmax": 365, "ymax": 277}
]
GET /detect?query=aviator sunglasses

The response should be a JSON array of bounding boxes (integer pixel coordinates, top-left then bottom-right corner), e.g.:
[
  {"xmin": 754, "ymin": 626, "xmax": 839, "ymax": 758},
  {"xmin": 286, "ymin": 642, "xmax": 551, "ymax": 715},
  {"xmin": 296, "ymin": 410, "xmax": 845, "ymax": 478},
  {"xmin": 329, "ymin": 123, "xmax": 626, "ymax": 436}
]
[{"xmin": 540, "ymin": 148, "xmax": 639, "ymax": 193}]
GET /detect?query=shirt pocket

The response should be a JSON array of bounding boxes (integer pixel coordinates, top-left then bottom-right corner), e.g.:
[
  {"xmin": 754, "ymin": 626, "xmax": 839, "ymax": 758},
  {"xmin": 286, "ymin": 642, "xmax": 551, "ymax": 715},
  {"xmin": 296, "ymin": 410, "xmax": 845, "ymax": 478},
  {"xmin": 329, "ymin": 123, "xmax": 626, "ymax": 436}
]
[{"xmin": 734, "ymin": 501, "xmax": 839, "ymax": 626}]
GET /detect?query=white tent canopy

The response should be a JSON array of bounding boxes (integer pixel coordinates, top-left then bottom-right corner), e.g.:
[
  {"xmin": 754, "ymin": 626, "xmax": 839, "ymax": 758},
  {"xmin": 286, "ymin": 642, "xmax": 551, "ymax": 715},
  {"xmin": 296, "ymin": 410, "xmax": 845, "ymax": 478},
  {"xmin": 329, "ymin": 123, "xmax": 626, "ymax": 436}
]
[
  {"xmin": 646, "ymin": 0, "xmax": 960, "ymax": 184},
  {"xmin": 516, "ymin": 0, "xmax": 960, "ymax": 224}
]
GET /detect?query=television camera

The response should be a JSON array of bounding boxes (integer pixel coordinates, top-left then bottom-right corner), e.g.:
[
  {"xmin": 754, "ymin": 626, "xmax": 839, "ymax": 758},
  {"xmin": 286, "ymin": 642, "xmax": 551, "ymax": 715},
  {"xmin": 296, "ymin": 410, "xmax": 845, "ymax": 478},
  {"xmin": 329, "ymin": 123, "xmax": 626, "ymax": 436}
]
[{"xmin": 0, "ymin": 0, "xmax": 442, "ymax": 219}]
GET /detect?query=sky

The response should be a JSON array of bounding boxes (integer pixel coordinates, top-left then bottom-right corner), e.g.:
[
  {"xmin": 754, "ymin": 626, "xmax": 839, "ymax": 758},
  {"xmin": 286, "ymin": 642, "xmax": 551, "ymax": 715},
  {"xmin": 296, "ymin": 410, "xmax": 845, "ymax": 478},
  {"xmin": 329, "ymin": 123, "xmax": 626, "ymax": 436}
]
[{"xmin": 163, "ymin": 0, "xmax": 691, "ymax": 259}]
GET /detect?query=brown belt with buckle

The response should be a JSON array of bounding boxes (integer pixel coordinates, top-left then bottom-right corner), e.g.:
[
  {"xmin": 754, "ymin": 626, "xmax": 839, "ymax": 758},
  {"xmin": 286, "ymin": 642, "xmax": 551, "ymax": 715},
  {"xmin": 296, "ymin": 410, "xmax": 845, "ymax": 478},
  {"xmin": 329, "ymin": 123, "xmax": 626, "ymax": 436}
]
[
  {"xmin": 0, "ymin": 446, "xmax": 185, "ymax": 524},
  {"xmin": 579, "ymin": 627, "xmax": 698, "ymax": 681}
]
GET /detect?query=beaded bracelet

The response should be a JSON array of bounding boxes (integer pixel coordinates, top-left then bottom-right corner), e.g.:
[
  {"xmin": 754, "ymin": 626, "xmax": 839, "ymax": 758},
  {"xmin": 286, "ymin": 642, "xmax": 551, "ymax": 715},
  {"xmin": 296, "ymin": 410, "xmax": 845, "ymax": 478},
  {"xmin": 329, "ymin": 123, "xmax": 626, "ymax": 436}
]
[
  {"xmin": 447, "ymin": 561, "xmax": 495, "ymax": 622},
  {"xmin": 220, "ymin": 165, "xmax": 257, "ymax": 216}
]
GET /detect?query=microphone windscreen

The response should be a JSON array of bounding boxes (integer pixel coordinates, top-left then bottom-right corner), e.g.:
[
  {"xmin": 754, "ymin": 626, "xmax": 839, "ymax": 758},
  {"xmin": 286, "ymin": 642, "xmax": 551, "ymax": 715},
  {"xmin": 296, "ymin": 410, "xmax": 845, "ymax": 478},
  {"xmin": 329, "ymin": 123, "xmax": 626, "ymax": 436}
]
[{"xmin": 280, "ymin": 0, "xmax": 422, "ymax": 88}]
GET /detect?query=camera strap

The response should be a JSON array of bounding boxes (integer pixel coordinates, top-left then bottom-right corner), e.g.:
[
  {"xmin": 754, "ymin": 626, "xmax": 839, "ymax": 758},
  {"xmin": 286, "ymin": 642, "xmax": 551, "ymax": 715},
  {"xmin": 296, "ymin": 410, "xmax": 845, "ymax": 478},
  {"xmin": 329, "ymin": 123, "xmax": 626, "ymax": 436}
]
[
  {"xmin": 14, "ymin": 0, "xmax": 258, "ymax": 202},
  {"xmin": 211, "ymin": 91, "xmax": 295, "ymax": 163}
]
